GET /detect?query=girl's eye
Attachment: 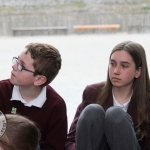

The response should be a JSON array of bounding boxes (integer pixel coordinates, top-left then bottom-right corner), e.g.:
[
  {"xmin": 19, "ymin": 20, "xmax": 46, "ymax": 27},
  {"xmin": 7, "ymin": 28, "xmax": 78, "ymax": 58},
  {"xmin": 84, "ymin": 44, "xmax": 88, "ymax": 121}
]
[
  {"xmin": 122, "ymin": 64, "xmax": 128, "ymax": 68},
  {"xmin": 110, "ymin": 62, "xmax": 115, "ymax": 66}
]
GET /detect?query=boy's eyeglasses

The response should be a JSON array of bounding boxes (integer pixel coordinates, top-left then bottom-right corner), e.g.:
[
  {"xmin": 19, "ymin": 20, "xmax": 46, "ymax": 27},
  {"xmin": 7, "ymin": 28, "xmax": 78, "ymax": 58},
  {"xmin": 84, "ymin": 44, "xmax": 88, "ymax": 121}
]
[{"xmin": 12, "ymin": 57, "xmax": 35, "ymax": 73}]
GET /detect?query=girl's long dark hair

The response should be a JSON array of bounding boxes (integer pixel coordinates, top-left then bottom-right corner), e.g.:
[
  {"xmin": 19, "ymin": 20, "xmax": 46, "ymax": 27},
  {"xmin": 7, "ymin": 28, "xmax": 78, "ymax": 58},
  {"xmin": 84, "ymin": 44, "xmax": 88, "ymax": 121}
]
[{"xmin": 97, "ymin": 41, "xmax": 150, "ymax": 138}]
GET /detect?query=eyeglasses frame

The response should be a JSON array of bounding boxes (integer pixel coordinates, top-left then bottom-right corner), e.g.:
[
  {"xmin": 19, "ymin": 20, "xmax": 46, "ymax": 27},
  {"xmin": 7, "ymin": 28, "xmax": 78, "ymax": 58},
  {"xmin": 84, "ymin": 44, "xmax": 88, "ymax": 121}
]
[{"xmin": 12, "ymin": 57, "xmax": 35, "ymax": 74}]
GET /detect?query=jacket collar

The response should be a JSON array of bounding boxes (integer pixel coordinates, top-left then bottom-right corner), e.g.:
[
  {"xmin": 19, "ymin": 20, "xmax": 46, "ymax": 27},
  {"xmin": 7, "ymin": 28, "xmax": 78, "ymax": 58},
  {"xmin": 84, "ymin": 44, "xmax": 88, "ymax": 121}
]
[{"xmin": 103, "ymin": 91, "xmax": 138, "ymax": 126}]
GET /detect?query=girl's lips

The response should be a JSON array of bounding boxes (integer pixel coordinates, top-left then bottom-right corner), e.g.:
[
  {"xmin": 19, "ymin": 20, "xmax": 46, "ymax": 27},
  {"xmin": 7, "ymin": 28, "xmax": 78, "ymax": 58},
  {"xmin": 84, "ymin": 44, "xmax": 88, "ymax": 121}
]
[{"xmin": 112, "ymin": 77, "xmax": 120, "ymax": 81}]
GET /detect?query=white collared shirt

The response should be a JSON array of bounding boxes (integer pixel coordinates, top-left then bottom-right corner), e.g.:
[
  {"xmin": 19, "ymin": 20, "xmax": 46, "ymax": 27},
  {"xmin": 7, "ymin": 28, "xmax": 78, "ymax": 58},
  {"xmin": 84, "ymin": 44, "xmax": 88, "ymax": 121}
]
[
  {"xmin": 10, "ymin": 85, "xmax": 47, "ymax": 108},
  {"xmin": 112, "ymin": 90, "xmax": 133, "ymax": 112}
]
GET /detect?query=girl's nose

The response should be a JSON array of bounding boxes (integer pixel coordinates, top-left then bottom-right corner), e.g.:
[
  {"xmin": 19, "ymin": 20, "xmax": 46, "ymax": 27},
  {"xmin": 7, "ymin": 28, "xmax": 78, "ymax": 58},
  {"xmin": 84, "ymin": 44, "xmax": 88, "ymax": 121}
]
[{"xmin": 114, "ymin": 66, "xmax": 120, "ymax": 74}]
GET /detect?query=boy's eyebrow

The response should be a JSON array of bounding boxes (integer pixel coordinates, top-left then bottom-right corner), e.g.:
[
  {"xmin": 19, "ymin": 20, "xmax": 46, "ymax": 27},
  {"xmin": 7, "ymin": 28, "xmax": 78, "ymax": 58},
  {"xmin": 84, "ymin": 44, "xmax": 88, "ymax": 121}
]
[{"xmin": 18, "ymin": 56, "xmax": 26, "ymax": 65}]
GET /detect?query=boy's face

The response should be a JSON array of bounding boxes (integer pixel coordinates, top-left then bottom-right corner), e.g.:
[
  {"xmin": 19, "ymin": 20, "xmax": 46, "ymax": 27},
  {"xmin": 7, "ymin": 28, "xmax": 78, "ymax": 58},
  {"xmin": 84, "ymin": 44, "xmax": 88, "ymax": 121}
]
[{"xmin": 10, "ymin": 50, "xmax": 36, "ymax": 87}]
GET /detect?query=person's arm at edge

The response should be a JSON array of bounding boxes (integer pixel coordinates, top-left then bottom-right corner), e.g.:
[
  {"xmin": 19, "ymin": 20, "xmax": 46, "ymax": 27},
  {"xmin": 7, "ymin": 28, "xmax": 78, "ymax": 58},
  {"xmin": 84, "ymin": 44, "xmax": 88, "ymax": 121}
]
[
  {"xmin": 144, "ymin": 93, "xmax": 150, "ymax": 150},
  {"xmin": 65, "ymin": 87, "xmax": 89, "ymax": 150},
  {"xmin": 41, "ymin": 98, "xmax": 68, "ymax": 150},
  {"xmin": 65, "ymin": 102, "xmax": 84, "ymax": 150}
]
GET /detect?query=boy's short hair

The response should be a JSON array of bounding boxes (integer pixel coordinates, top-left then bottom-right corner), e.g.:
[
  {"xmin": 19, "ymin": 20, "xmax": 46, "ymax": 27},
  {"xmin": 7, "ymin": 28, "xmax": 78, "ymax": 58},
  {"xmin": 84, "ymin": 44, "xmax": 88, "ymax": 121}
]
[
  {"xmin": 25, "ymin": 43, "xmax": 62, "ymax": 87},
  {"xmin": 0, "ymin": 114, "xmax": 41, "ymax": 150}
]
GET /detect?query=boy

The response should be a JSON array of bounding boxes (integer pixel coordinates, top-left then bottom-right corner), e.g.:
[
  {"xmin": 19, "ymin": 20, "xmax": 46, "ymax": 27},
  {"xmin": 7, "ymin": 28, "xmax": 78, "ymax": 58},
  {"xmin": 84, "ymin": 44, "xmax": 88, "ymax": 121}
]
[{"xmin": 0, "ymin": 43, "xmax": 67, "ymax": 150}]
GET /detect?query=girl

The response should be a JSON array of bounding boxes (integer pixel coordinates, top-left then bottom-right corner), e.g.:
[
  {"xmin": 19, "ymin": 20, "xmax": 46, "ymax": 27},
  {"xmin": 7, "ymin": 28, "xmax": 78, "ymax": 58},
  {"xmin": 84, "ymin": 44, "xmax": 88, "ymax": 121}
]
[
  {"xmin": 65, "ymin": 41, "xmax": 150, "ymax": 150},
  {"xmin": 0, "ymin": 114, "xmax": 41, "ymax": 150}
]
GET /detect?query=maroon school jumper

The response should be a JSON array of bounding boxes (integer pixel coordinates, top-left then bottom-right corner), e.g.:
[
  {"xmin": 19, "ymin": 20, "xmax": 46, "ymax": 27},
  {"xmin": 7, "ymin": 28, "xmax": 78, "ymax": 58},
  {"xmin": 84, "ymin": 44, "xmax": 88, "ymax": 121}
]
[
  {"xmin": 0, "ymin": 79, "xmax": 67, "ymax": 150},
  {"xmin": 65, "ymin": 82, "xmax": 150, "ymax": 150}
]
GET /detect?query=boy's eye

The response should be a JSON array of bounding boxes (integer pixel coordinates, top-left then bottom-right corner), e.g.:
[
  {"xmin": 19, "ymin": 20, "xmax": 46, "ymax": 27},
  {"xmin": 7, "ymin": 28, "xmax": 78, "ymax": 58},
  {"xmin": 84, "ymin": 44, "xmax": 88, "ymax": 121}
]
[
  {"xmin": 22, "ymin": 64, "xmax": 25, "ymax": 69},
  {"xmin": 18, "ymin": 64, "xmax": 22, "ymax": 70}
]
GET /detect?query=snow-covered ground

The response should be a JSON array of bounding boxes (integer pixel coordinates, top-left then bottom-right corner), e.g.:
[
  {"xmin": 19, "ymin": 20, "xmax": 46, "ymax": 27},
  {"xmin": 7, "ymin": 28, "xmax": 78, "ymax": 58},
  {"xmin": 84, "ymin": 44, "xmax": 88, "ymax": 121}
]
[{"xmin": 0, "ymin": 33, "xmax": 150, "ymax": 128}]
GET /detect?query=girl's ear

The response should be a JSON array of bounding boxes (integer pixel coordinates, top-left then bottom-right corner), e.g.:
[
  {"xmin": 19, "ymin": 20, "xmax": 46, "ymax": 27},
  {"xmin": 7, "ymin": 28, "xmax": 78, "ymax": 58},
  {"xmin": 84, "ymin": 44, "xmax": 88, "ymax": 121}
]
[
  {"xmin": 34, "ymin": 75, "xmax": 47, "ymax": 86},
  {"xmin": 135, "ymin": 67, "xmax": 141, "ymax": 78}
]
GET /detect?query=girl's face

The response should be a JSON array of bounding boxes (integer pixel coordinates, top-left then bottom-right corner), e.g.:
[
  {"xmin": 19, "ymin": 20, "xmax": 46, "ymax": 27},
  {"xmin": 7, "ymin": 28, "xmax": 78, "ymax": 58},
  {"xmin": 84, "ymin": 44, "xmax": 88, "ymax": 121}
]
[{"xmin": 109, "ymin": 50, "xmax": 141, "ymax": 88}]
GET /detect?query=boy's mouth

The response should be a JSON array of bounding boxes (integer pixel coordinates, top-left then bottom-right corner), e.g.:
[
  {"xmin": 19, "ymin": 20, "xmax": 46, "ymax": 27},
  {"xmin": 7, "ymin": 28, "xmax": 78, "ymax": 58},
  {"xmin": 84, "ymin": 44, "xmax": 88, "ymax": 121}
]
[{"xmin": 11, "ymin": 72, "xmax": 16, "ymax": 77}]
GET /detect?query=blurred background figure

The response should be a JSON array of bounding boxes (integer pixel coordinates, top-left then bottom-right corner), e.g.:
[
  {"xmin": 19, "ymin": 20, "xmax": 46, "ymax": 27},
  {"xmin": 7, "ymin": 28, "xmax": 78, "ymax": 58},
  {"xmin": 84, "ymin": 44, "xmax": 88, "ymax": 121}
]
[{"xmin": 0, "ymin": 114, "xmax": 41, "ymax": 150}]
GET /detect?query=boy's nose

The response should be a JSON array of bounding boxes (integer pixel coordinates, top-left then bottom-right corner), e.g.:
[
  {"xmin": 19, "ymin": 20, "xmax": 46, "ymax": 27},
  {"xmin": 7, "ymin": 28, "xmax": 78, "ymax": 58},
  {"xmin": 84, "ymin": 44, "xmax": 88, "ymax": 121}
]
[{"xmin": 12, "ymin": 63, "xmax": 17, "ymax": 70}]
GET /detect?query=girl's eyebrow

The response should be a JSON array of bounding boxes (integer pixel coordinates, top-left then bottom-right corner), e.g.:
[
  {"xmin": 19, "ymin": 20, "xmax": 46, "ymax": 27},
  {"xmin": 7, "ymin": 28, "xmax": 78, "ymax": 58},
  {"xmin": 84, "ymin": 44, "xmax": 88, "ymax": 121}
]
[
  {"xmin": 109, "ymin": 59, "xmax": 116, "ymax": 63},
  {"xmin": 110, "ymin": 59, "xmax": 131, "ymax": 65},
  {"xmin": 120, "ymin": 61, "xmax": 131, "ymax": 65},
  {"xmin": 110, "ymin": 59, "xmax": 115, "ymax": 62}
]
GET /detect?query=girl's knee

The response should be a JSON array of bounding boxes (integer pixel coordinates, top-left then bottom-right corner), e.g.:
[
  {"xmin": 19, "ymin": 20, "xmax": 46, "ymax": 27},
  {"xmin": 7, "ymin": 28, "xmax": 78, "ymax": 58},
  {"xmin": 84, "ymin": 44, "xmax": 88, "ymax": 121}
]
[
  {"xmin": 105, "ymin": 106, "xmax": 126, "ymax": 124},
  {"xmin": 79, "ymin": 104, "xmax": 105, "ymax": 123}
]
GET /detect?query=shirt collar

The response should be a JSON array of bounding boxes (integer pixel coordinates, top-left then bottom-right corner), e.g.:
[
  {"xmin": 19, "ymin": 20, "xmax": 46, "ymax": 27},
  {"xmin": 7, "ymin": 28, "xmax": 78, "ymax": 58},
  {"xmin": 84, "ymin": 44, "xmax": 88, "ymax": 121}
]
[
  {"xmin": 112, "ymin": 90, "xmax": 133, "ymax": 112},
  {"xmin": 10, "ymin": 85, "xmax": 46, "ymax": 108}
]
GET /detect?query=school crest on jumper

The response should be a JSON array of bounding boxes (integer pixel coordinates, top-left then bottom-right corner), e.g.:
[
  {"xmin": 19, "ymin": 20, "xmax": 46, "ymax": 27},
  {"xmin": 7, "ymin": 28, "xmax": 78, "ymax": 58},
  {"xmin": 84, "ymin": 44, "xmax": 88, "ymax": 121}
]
[{"xmin": 11, "ymin": 107, "xmax": 17, "ymax": 114}]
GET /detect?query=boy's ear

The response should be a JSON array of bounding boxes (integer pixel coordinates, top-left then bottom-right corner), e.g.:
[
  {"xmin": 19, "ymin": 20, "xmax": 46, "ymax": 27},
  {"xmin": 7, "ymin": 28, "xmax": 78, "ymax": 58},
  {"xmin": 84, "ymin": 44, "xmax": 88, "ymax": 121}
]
[{"xmin": 34, "ymin": 75, "xmax": 47, "ymax": 86}]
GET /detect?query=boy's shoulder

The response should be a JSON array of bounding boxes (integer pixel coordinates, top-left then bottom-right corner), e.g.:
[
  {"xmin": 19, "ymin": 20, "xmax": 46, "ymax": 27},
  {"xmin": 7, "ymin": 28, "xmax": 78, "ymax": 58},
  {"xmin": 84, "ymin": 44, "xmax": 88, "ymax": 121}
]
[
  {"xmin": 46, "ymin": 84, "xmax": 61, "ymax": 96},
  {"xmin": 0, "ymin": 79, "xmax": 13, "ymax": 89},
  {"xmin": 0, "ymin": 78, "xmax": 10, "ymax": 83},
  {"xmin": 46, "ymin": 84, "xmax": 65, "ymax": 102},
  {"xmin": 44, "ymin": 85, "xmax": 66, "ymax": 112}
]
